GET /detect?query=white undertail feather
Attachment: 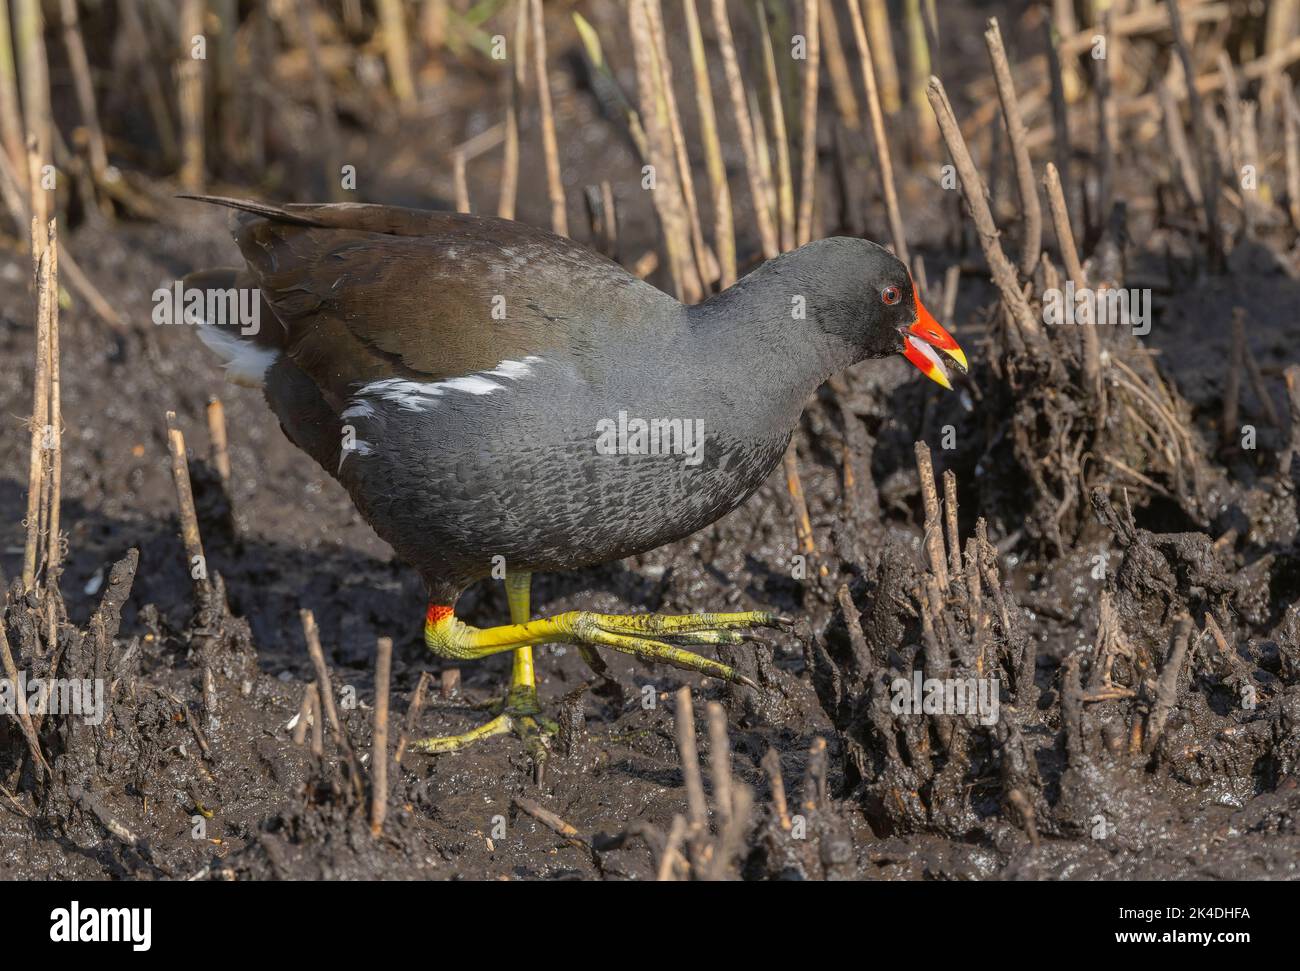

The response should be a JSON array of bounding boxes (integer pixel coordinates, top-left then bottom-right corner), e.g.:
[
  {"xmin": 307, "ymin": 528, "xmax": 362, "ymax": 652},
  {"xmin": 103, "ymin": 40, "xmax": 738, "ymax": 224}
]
[{"xmin": 196, "ymin": 323, "xmax": 280, "ymax": 388}]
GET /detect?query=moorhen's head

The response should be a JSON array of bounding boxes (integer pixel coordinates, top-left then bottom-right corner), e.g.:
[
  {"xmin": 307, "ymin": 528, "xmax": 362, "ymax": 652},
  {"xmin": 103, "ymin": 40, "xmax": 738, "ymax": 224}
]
[{"xmin": 800, "ymin": 237, "xmax": 968, "ymax": 389}]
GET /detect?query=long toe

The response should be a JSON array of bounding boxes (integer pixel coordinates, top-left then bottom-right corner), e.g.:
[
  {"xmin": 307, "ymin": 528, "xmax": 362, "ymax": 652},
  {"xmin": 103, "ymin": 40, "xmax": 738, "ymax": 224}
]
[
  {"xmin": 583, "ymin": 609, "xmax": 785, "ymax": 637},
  {"xmin": 580, "ymin": 626, "xmax": 757, "ymax": 688},
  {"xmin": 411, "ymin": 712, "xmax": 515, "ymax": 753}
]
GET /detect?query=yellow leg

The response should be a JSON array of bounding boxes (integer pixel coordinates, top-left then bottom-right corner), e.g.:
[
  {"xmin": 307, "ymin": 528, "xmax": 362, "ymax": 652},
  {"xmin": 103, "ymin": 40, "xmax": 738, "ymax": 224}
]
[
  {"xmin": 412, "ymin": 573, "xmax": 558, "ymax": 761},
  {"xmin": 421, "ymin": 606, "xmax": 786, "ymax": 682},
  {"xmin": 504, "ymin": 572, "xmax": 536, "ymax": 709},
  {"xmin": 410, "ymin": 589, "xmax": 789, "ymax": 757}
]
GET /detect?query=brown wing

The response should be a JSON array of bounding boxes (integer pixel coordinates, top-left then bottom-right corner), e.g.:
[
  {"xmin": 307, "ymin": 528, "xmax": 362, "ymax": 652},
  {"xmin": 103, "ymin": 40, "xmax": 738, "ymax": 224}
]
[{"xmin": 185, "ymin": 196, "xmax": 672, "ymax": 411}]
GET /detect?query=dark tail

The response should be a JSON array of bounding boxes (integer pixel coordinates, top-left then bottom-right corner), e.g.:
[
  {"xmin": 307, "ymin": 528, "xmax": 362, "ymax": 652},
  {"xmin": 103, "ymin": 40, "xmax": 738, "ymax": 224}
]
[{"xmin": 177, "ymin": 194, "xmax": 322, "ymax": 227}]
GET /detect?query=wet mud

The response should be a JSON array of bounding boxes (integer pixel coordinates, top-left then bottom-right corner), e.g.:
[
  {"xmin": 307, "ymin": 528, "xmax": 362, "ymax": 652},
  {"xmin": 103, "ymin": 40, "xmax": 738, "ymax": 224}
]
[{"xmin": 2, "ymin": 2, "xmax": 1299, "ymax": 880}]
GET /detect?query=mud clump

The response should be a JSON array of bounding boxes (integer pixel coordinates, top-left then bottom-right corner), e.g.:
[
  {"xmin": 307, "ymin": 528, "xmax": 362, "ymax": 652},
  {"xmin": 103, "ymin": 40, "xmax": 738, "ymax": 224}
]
[{"xmin": 810, "ymin": 449, "xmax": 1300, "ymax": 877}]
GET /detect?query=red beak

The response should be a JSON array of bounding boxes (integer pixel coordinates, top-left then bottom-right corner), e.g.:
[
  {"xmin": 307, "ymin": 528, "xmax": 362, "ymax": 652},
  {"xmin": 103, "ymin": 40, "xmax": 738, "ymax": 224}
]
[{"xmin": 901, "ymin": 294, "xmax": 967, "ymax": 390}]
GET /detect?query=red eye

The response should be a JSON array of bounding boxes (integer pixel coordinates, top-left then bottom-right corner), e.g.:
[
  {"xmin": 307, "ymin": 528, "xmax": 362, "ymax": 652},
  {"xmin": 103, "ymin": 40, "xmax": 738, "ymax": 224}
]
[{"xmin": 881, "ymin": 285, "xmax": 901, "ymax": 305}]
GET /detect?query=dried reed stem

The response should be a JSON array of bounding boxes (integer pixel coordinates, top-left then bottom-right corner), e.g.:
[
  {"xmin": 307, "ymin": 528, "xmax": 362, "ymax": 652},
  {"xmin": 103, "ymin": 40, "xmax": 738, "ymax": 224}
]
[
  {"xmin": 984, "ymin": 18, "xmax": 1041, "ymax": 278},
  {"xmin": 205, "ymin": 396, "xmax": 231, "ymax": 490},
  {"xmin": 1144, "ymin": 617, "xmax": 1192, "ymax": 754},
  {"xmin": 819, "ymin": 0, "xmax": 859, "ymax": 129},
  {"xmin": 784, "ymin": 441, "xmax": 818, "ymax": 562},
  {"xmin": 530, "ymin": 0, "xmax": 567, "ymax": 237},
  {"xmin": 1239, "ymin": 99, "xmax": 1262, "ymax": 241},
  {"xmin": 1043, "ymin": 161, "xmax": 1100, "ymax": 398},
  {"xmin": 751, "ymin": 89, "xmax": 778, "ymax": 229},
  {"xmin": 903, "ymin": 0, "xmax": 936, "ymax": 152},
  {"xmin": 673, "ymin": 687, "xmax": 708, "ymax": 865},
  {"xmin": 1261, "ymin": 0, "xmax": 1300, "ymax": 128},
  {"xmin": 0, "ymin": 0, "xmax": 23, "ymax": 175},
  {"xmin": 683, "ymin": 0, "xmax": 735, "ymax": 286},
  {"xmin": 1051, "ymin": 0, "xmax": 1083, "ymax": 101},
  {"xmin": 940, "ymin": 263, "xmax": 960, "ymax": 322},
  {"xmin": 927, "ymin": 77, "xmax": 1040, "ymax": 342},
  {"xmin": 0, "ymin": 621, "xmax": 49, "ymax": 778},
  {"xmin": 863, "ymin": 0, "xmax": 900, "ymax": 114},
  {"xmin": 165, "ymin": 411, "xmax": 209, "ymax": 601},
  {"xmin": 1164, "ymin": 0, "xmax": 1223, "ymax": 271},
  {"xmin": 657, "ymin": 814, "xmax": 688, "ymax": 880},
  {"xmin": 628, "ymin": 0, "xmax": 697, "ymax": 300},
  {"xmin": 498, "ymin": 0, "xmax": 527, "ymax": 220},
  {"xmin": 914, "ymin": 441, "xmax": 948, "ymax": 588},
  {"xmin": 178, "ymin": 0, "xmax": 205, "ymax": 191},
  {"xmin": 706, "ymin": 701, "xmax": 732, "ymax": 831},
  {"xmin": 1159, "ymin": 80, "xmax": 1203, "ymax": 210},
  {"xmin": 1043, "ymin": 163, "xmax": 1084, "ymax": 287},
  {"xmin": 646, "ymin": 0, "xmax": 711, "ymax": 290},
  {"xmin": 584, "ymin": 181, "xmax": 617, "ymax": 257},
  {"xmin": 25, "ymin": 135, "xmax": 44, "ymax": 260},
  {"xmin": 393, "ymin": 670, "xmax": 430, "ymax": 769},
  {"xmin": 14, "ymin": 0, "xmax": 50, "ymax": 205},
  {"xmin": 58, "ymin": 0, "xmax": 108, "ymax": 182},
  {"xmin": 760, "ymin": 747, "xmax": 791, "ymax": 830},
  {"xmin": 795, "ymin": 0, "xmax": 821, "ymax": 247},
  {"xmin": 1042, "ymin": 12, "xmax": 1074, "ymax": 221},
  {"xmin": 942, "ymin": 468, "xmax": 961, "ymax": 582},
  {"xmin": 21, "ymin": 223, "xmax": 51, "ymax": 591},
  {"xmin": 512, "ymin": 795, "xmax": 590, "ymax": 851},
  {"xmin": 370, "ymin": 636, "xmax": 392, "ymax": 837},
  {"xmin": 292, "ymin": 680, "xmax": 316, "ymax": 746},
  {"xmin": 453, "ymin": 150, "xmax": 470, "ymax": 213},
  {"xmin": 711, "ymin": 0, "xmax": 779, "ymax": 259},
  {"xmin": 42, "ymin": 219, "xmax": 60, "ymax": 584},
  {"xmin": 845, "ymin": 0, "xmax": 908, "ymax": 264},
  {"xmin": 301, "ymin": 608, "xmax": 365, "ymax": 800},
  {"xmin": 210, "ymin": 0, "xmax": 238, "ymax": 165},
  {"xmin": 756, "ymin": 4, "xmax": 795, "ymax": 252},
  {"xmin": 377, "ymin": 0, "xmax": 416, "ymax": 107}
]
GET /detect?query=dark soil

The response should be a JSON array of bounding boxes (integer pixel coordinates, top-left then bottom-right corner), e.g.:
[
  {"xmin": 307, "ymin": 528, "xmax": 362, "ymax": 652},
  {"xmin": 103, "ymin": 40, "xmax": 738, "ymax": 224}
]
[{"xmin": 2, "ymin": 2, "xmax": 1299, "ymax": 881}]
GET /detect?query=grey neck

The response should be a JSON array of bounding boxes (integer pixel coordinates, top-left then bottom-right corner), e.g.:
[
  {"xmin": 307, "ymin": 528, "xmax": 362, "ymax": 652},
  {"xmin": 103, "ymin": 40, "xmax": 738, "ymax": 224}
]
[{"xmin": 686, "ymin": 250, "xmax": 861, "ymax": 428}]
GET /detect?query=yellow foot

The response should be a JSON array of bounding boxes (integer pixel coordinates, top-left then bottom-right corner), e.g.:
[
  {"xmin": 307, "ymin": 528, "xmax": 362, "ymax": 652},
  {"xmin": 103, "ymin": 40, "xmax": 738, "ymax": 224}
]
[
  {"xmin": 412, "ymin": 691, "xmax": 559, "ymax": 758},
  {"xmin": 568, "ymin": 610, "xmax": 788, "ymax": 687},
  {"xmin": 425, "ymin": 606, "xmax": 790, "ymax": 688}
]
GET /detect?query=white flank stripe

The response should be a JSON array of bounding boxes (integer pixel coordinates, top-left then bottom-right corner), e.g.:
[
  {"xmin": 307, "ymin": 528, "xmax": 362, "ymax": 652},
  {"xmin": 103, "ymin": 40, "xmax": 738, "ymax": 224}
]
[
  {"xmin": 438, "ymin": 375, "xmax": 501, "ymax": 395},
  {"xmin": 351, "ymin": 357, "xmax": 543, "ymax": 413}
]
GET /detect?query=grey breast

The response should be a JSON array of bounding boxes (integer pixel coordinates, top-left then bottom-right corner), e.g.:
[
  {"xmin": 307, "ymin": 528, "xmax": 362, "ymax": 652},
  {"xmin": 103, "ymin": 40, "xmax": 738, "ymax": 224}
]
[{"xmin": 336, "ymin": 348, "xmax": 788, "ymax": 581}]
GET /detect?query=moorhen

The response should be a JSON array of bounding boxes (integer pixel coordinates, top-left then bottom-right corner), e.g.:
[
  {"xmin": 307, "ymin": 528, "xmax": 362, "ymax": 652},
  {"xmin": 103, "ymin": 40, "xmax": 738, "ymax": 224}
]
[{"xmin": 182, "ymin": 196, "xmax": 966, "ymax": 758}]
